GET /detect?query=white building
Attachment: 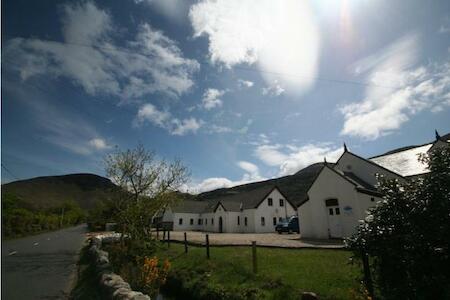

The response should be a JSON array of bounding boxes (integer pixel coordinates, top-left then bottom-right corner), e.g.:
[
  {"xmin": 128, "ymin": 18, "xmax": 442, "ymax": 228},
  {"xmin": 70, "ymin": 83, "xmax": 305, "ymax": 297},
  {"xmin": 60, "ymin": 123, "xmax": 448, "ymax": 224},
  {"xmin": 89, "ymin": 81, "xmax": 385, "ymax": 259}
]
[
  {"xmin": 162, "ymin": 186, "xmax": 296, "ymax": 233},
  {"xmin": 298, "ymin": 133, "xmax": 449, "ymax": 239},
  {"xmin": 162, "ymin": 132, "xmax": 449, "ymax": 236}
]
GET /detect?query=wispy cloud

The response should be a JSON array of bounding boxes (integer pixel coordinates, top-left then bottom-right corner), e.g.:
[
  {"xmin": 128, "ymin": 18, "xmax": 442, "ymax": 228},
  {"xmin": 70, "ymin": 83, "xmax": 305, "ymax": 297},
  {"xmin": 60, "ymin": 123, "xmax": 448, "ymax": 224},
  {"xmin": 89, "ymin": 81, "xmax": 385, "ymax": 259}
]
[
  {"xmin": 189, "ymin": 0, "xmax": 320, "ymax": 95},
  {"xmin": 135, "ymin": 103, "xmax": 203, "ymax": 136},
  {"xmin": 4, "ymin": 1, "xmax": 199, "ymax": 100},
  {"xmin": 262, "ymin": 80, "xmax": 285, "ymax": 96},
  {"xmin": 182, "ymin": 160, "xmax": 264, "ymax": 193},
  {"xmin": 254, "ymin": 140, "xmax": 342, "ymax": 176},
  {"xmin": 341, "ymin": 33, "xmax": 450, "ymax": 140},
  {"xmin": 237, "ymin": 79, "xmax": 254, "ymax": 88},
  {"xmin": 202, "ymin": 88, "xmax": 226, "ymax": 110}
]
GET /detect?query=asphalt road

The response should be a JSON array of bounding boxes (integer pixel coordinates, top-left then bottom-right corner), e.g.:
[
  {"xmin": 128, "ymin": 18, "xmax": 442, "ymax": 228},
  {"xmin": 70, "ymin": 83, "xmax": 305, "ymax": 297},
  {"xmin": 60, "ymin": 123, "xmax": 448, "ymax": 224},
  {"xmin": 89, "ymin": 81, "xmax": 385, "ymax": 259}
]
[{"xmin": 2, "ymin": 224, "xmax": 88, "ymax": 300}]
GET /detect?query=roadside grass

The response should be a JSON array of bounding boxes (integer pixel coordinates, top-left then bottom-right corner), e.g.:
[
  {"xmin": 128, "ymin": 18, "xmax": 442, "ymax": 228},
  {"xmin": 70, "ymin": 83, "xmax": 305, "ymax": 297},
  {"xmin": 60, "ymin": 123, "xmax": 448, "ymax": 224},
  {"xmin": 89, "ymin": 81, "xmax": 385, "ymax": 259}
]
[
  {"xmin": 70, "ymin": 244, "xmax": 102, "ymax": 300},
  {"xmin": 155, "ymin": 243, "xmax": 363, "ymax": 300}
]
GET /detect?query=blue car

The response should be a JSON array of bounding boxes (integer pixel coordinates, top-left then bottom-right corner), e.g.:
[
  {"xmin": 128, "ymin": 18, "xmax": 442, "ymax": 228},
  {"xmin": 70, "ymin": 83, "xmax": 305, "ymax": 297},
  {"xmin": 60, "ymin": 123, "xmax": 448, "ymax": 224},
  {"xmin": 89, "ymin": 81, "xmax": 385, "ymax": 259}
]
[{"xmin": 275, "ymin": 216, "xmax": 300, "ymax": 234}]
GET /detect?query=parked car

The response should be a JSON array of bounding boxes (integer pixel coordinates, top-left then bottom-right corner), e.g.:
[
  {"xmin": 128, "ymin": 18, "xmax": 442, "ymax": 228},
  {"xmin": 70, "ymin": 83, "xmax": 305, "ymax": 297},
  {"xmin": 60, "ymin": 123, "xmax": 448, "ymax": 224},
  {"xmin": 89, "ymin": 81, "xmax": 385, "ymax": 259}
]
[{"xmin": 275, "ymin": 216, "xmax": 299, "ymax": 234}]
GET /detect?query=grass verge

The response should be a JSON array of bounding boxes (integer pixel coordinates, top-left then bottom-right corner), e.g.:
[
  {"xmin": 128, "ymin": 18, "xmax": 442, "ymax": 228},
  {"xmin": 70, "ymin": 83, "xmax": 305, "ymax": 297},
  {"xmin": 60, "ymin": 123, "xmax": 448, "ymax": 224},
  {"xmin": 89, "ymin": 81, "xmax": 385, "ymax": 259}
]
[{"xmin": 153, "ymin": 243, "xmax": 362, "ymax": 300}]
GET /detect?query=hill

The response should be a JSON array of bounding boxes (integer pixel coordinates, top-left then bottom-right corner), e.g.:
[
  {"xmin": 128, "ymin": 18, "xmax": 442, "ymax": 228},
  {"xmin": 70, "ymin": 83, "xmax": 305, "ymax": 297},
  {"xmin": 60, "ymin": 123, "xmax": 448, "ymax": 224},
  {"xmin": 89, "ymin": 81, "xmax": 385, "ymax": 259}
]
[
  {"xmin": 2, "ymin": 173, "xmax": 118, "ymax": 211},
  {"xmin": 197, "ymin": 162, "xmax": 327, "ymax": 206}
]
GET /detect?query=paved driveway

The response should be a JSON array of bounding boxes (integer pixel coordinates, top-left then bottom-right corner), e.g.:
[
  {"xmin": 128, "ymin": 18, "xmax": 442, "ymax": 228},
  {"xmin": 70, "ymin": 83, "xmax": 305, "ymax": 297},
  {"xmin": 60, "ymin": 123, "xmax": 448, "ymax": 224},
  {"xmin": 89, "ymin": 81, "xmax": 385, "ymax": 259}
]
[
  {"xmin": 2, "ymin": 224, "xmax": 87, "ymax": 300},
  {"xmin": 159, "ymin": 231, "xmax": 344, "ymax": 249}
]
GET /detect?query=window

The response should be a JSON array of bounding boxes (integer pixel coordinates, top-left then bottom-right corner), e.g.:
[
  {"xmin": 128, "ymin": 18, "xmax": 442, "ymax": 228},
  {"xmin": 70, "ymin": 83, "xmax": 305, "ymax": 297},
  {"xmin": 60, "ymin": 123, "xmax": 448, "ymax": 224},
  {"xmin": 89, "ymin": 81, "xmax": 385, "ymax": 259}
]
[
  {"xmin": 370, "ymin": 197, "xmax": 375, "ymax": 202},
  {"xmin": 198, "ymin": 219, "xmax": 202, "ymax": 225},
  {"xmin": 335, "ymin": 208, "xmax": 340, "ymax": 215},
  {"xmin": 237, "ymin": 216, "xmax": 240, "ymax": 225},
  {"xmin": 279, "ymin": 217, "xmax": 283, "ymax": 222},
  {"xmin": 190, "ymin": 219, "xmax": 194, "ymax": 225},
  {"xmin": 268, "ymin": 198, "xmax": 273, "ymax": 206},
  {"xmin": 205, "ymin": 219, "xmax": 207, "ymax": 225},
  {"xmin": 273, "ymin": 217, "xmax": 277, "ymax": 226},
  {"xmin": 279, "ymin": 199, "xmax": 284, "ymax": 207},
  {"xmin": 329, "ymin": 208, "xmax": 334, "ymax": 215},
  {"xmin": 261, "ymin": 217, "xmax": 265, "ymax": 226},
  {"xmin": 179, "ymin": 218, "xmax": 183, "ymax": 225},
  {"xmin": 244, "ymin": 217, "xmax": 248, "ymax": 226},
  {"xmin": 211, "ymin": 218, "xmax": 214, "ymax": 225}
]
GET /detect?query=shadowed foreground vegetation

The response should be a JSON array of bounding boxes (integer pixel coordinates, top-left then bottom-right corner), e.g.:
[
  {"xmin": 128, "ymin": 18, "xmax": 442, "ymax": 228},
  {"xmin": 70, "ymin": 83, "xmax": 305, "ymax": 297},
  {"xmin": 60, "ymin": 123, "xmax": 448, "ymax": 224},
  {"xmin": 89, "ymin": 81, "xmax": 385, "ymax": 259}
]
[{"xmin": 106, "ymin": 243, "xmax": 363, "ymax": 300}]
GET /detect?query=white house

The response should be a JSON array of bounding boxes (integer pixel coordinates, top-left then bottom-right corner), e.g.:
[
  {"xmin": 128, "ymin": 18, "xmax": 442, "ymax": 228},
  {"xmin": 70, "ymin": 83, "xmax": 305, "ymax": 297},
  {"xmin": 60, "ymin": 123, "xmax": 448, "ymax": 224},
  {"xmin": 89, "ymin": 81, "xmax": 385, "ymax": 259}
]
[
  {"xmin": 162, "ymin": 131, "xmax": 449, "ymax": 237},
  {"xmin": 298, "ymin": 132, "xmax": 449, "ymax": 239},
  {"xmin": 162, "ymin": 186, "xmax": 296, "ymax": 233}
]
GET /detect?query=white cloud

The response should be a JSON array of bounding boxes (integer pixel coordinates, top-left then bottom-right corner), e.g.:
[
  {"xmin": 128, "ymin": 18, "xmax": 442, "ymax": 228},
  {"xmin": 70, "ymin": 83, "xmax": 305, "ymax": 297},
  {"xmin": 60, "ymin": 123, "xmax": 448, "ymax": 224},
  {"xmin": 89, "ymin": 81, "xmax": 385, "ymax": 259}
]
[
  {"xmin": 262, "ymin": 81, "xmax": 285, "ymax": 96},
  {"xmin": 255, "ymin": 141, "xmax": 342, "ymax": 176},
  {"xmin": 171, "ymin": 118, "xmax": 203, "ymax": 136},
  {"xmin": 254, "ymin": 145, "xmax": 287, "ymax": 166},
  {"xmin": 135, "ymin": 104, "xmax": 203, "ymax": 136},
  {"xmin": 88, "ymin": 138, "xmax": 112, "ymax": 150},
  {"xmin": 189, "ymin": 0, "xmax": 320, "ymax": 95},
  {"xmin": 202, "ymin": 88, "xmax": 225, "ymax": 110},
  {"xmin": 182, "ymin": 160, "xmax": 264, "ymax": 193},
  {"xmin": 208, "ymin": 125, "xmax": 233, "ymax": 134},
  {"xmin": 341, "ymin": 33, "xmax": 450, "ymax": 140},
  {"xmin": 238, "ymin": 79, "xmax": 254, "ymax": 88},
  {"xmin": 4, "ymin": 1, "xmax": 199, "ymax": 99}
]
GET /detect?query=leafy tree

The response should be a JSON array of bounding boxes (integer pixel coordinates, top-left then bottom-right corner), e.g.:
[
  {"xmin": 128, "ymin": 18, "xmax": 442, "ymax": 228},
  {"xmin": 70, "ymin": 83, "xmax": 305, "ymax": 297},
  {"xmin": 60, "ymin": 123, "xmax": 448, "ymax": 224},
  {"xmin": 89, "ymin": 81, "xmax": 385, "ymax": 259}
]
[
  {"xmin": 104, "ymin": 144, "xmax": 189, "ymax": 250},
  {"xmin": 347, "ymin": 146, "xmax": 450, "ymax": 299}
]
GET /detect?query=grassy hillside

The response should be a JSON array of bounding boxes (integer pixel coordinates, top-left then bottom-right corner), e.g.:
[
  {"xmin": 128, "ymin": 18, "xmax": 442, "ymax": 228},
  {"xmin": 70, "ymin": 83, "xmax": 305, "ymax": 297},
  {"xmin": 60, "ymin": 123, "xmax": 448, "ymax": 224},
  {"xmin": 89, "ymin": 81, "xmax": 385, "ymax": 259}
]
[
  {"xmin": 1, "ymin": 173, "xmax": 119, "ymax": 238},
  {"xmin": 2, "ymin": 173, "xmax": 118, "ymax": 211}
]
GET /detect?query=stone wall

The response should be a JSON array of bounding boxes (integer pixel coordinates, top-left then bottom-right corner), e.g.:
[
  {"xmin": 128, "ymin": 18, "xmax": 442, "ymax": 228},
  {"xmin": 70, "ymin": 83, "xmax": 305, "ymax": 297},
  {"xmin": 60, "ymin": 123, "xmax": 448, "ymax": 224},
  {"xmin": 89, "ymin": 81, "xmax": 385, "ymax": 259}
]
[{"xmin": 88, "ymin": 236, "xmax": 151, "ymax": 300}]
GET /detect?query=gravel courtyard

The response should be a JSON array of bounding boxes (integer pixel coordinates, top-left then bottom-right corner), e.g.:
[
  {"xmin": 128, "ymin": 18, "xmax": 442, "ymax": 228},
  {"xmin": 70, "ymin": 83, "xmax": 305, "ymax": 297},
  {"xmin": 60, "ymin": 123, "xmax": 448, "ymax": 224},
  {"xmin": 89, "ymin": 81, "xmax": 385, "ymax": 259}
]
[{"xmin": 158, "ymin": 231, "xmax": 344, "ymax": 249}]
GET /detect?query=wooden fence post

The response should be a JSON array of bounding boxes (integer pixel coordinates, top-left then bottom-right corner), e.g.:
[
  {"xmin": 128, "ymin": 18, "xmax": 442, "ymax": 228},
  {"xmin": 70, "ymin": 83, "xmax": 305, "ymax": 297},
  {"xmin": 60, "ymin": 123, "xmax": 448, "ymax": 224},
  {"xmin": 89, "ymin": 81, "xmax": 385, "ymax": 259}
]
[
  {"xmin": 167, "ymin": 230, "xmax": 170, "ymax": 248},
  {"xmin": 252, "ymin": 241, "xmax": 257, "ymax": 273},
  {"xmin": 361, "ymin": 249, "xmax": 374, "ymax": 299},
  {"xmin": 184, "ymin": 232, "xmax": 188, "ymax": 253},
  {"xmin": 206, "ymin": 234, "xmax": 210, "ymax": 259}
]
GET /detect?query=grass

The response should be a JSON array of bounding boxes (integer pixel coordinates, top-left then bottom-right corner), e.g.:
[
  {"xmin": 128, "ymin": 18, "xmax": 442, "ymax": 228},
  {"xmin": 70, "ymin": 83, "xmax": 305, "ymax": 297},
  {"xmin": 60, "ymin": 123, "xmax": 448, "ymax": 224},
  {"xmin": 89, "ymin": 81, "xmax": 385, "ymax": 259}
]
[{"xmin": 153, "ymin": 243, "xmax": 363, "ymax": 300}]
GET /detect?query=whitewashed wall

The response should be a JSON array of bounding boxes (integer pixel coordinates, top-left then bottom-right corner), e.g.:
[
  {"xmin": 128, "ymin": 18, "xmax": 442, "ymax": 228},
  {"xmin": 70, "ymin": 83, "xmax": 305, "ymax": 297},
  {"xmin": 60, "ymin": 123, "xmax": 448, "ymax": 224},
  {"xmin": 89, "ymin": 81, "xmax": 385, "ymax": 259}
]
[
  {"xmin": 253, "ymin": 189, "xmax": 296, "ymax": 233},
  {"xmin": 299, "ymin": 167, "xmax": 382, "ymax": 239},
  {"xmin": 172, "ymin": 213, "xmax": 203, "ymax": 231}
]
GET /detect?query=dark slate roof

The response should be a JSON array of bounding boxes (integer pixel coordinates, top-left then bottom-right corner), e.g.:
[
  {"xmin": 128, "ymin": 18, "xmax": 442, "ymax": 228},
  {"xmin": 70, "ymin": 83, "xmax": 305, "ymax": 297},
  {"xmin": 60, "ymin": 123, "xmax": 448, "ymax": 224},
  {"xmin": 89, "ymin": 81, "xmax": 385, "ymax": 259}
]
[
  {"xmin": 202, "ymin": 185, "xmax": 277, "ymax": 212},
  {"xmin": 171, "ymin": 199, "xmax": 210, "ymax": 213}
]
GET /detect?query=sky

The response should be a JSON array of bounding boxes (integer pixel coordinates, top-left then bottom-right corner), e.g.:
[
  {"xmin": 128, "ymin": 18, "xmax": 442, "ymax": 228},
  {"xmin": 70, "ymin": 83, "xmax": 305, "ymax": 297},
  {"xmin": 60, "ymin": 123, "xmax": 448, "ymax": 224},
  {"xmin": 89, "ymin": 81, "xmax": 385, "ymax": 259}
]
[{"xmin": 2, "ymin": 0, "xmax": 450, "ymax": 193}]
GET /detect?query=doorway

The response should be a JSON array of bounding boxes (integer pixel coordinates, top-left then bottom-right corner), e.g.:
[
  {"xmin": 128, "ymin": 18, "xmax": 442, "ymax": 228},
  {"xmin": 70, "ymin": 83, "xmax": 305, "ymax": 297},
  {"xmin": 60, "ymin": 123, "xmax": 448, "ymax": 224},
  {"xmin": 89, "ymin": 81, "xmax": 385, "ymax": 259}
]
[
  {"xmin": 219, "ymin": 216, "xmax": 223, "ymax": 233},
  {"xmin": 325, "ymin": 199, "xmax": 342, "ymax": 238}
]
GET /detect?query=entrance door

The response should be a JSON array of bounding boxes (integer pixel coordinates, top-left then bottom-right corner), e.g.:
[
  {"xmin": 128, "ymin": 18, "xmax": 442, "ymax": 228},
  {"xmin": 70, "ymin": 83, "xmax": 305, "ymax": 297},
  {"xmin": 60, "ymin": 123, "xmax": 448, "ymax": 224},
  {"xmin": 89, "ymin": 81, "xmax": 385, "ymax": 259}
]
[
  {"xmin": 219, "ymin": 217, "xmax": 223, "ymax": 233},
  {"xmin": 325, "ymin": 199, "xmax": 342, "ymax": 238}
]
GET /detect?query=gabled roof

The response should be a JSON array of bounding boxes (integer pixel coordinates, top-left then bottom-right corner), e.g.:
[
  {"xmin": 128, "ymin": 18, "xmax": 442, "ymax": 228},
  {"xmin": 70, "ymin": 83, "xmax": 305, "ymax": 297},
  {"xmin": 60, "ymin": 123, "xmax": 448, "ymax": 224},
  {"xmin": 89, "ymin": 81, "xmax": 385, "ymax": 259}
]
[{"xmin": 370, "ymin": 143, "xmax": 433, "ymax": 177}]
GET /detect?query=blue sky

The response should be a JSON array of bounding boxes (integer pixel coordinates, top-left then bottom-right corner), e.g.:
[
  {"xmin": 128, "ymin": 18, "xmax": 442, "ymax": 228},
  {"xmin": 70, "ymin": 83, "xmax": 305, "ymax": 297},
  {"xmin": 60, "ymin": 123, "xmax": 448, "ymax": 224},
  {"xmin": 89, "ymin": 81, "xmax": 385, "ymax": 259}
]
[{"xmin": 2, "ymin": 0, "xmax": 450, "ymax": 192}]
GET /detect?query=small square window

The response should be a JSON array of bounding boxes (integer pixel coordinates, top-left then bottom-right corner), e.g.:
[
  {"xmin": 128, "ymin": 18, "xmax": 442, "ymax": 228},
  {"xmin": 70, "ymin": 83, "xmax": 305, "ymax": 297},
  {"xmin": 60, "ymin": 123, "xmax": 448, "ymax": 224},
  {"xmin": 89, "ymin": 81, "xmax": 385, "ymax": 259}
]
[
  {"xmin": 273, "ymin": 217, "xmax": 277, "ymax": 226},
  {"xmin": 245, "ymin": 217, "xmax": 248, "ymax": 226},
  {"xmin": 329, "ymin": 208, "xmax": 334, "ymax": 215},
  {"xmin": 279, "ymin": 199, "xmax": 284, "ymax": 207},
  {"xmin": 179, "ymin": 218, "xmax": 183, "ymax": 225},
  {"xmin": 190, "ymin": 219, "xmax": 194, "ymax": 225},
  {"xmin": 261, "ymin": 217, "xmax": 265, "ymax": 226},
  {"xmin": 268, "ymin": 198, "xmax": 273, "ymax": 206},
  {"xmin": 335, "ymin": 208, "xmax": 340, "ymax": 215}
]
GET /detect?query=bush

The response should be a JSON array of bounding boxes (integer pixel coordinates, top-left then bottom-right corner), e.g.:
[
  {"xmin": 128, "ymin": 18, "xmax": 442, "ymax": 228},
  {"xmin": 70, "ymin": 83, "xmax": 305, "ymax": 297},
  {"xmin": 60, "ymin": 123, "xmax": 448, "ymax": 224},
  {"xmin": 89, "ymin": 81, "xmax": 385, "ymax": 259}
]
[{"xmin": 347, "ymin": 146, "xmax": 450, "ymax": 299}]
